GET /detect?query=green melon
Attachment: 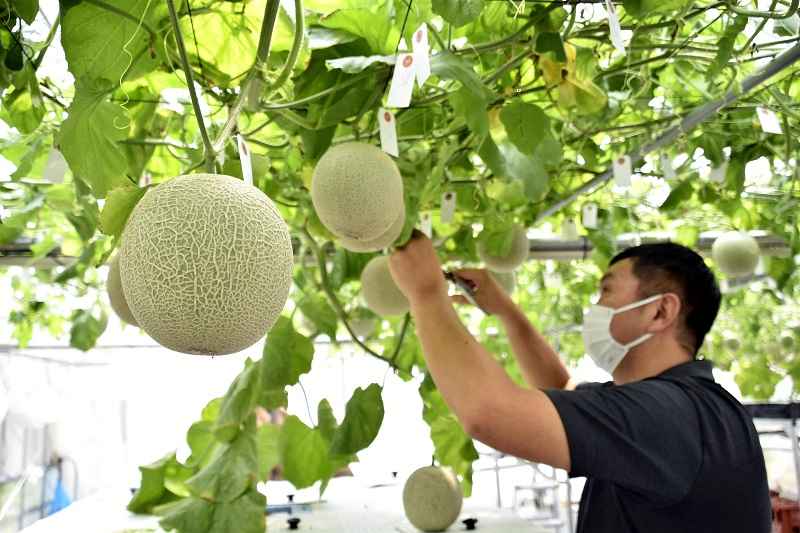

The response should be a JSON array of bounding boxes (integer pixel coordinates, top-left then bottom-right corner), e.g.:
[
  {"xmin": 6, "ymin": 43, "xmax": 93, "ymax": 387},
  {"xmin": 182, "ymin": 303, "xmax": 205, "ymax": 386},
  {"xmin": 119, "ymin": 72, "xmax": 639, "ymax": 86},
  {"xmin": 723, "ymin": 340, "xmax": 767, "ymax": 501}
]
[
  {"xmin": 311, "ymin": 142, "xmax": 404, "ymax": 241},
  {"xmin": 490, "ymin": 270, "xmax": 516, "ymax": 294},
  {"xmin": 780, "ymin": 332, "xmax": 796, "ymax": 351},
  {"xmin": 402, "ymin": 466, "xmax": 463, "ymax": 532},
  {"xmin": 360, "ymin": 255, "xmax": 409, "ymax": 317},
  {"xmin": 711, "ymin": 231, "xmax": 760, "ymax": 278},
  {"xmin": 106, "ymin": 254, "xmax": 139, "ymax": 327},
  {"xmin": 339, "ymin": 207, "xmax": 406, "ymax": 253},
  {"xmin": 119, "ymin": 173, "xmax": 293, "ymax": 355},
  {"xmin": 477, "ymin": 224, "xmax": 530, "ymax": 273}
]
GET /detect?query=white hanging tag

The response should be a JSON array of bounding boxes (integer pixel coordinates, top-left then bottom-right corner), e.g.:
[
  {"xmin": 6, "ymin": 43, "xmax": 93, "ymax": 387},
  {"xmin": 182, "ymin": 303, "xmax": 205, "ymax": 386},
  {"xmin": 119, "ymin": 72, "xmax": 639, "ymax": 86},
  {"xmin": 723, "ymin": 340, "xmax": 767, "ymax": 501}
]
[
  {"xmin": 604, "ymin": 0, "xmax": 626, "ymax": 54},
  {"xmin": 582, "ymin": 204, "xmax": 598, "ymax": 230},
  {"xmin": 709, "ymin": 160, "xmax": 728, "ymax": 183},
  {"xmin": 236, "ymin": 134, "xmax": 253, "ymax": 186},
  {"xmin": 412, "ymin": 24, "xmax": 431, "ymax": 87},
  {"xmin": 140, "ymin": 172, "xmax": 152, "ymax": 187},
  {"xmin": 756, "ymin": 107, "xmax": 783, "ymax": 134},
  {"xmin": 440, "ymin": 191, "xmax": 456, "ymax": 224},
  {"xmin": 612, "ymin": 155, "xmax": 632, "ymax": 187},
  {"xmin": 562, "ymin": 219, "xmax": 579, "ymax": 240},
  {"xmin": 378, "ymin": 108, "xmax": 399, "ymax": 157},
  {"xmin": 42, "ymin": 148, "xmax": 67, "ymax": 183},
  {"xmin": 420, "ymin": 212, "xmax": 432, "ymax": 238},
  {"xmin": 660, "ymin": 154, "xmax": 676, "ymax": 180},
  {"xmin": 386, "ymin": 53, "xmax": 416, "ymax": 108}
]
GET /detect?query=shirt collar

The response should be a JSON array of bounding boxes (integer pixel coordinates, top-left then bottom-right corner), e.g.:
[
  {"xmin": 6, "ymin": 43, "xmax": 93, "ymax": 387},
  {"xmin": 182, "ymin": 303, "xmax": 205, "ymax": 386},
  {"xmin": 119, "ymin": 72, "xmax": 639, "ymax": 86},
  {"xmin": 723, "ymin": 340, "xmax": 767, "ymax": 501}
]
[{"xmin": 657, "ymin": 359, "xmax": 715, "ymax": 381}]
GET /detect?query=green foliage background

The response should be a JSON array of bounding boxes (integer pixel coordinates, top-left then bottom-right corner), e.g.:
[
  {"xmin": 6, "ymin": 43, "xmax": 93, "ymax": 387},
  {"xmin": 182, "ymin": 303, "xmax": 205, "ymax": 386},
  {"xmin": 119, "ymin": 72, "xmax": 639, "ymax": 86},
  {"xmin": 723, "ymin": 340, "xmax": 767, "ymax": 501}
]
[{"xmin": 2, "ymin": 0, "xmax": 800, "ymax": 531}]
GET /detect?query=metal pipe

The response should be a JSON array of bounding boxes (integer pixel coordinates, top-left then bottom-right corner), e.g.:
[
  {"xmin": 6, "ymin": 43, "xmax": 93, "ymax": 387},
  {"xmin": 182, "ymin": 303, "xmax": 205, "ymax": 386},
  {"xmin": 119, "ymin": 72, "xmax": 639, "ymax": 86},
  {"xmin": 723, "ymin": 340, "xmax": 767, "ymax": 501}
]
[{"xmin": 535, "ymin": 43, "xmax": 800, "ymax": 223}]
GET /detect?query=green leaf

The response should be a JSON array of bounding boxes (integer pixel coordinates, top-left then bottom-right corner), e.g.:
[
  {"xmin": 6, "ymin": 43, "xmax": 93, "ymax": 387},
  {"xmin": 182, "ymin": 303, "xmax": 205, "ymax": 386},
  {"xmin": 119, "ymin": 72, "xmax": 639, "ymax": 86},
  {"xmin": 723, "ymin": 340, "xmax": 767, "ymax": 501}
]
[
  {"xmin": 449, "ymin": 86, "xmax": 488, "ymax": 138},
  {"xmin": 3, "ymin": 84, "xmax": 44, "ymax": 134},
  {"xmin": 331, "ymin": 384, "xmax": 384, "ymax": 455},
  {"xmin": 431, "ymin": 0, "xmax": 484, "ymax": 27},
  {"xmin": 297, "ymin": 292, "xmax": 339, "ymax": 339},
  {"xmin": 61, "ymin": 0, "xmax": 161, "ymax": 84},
  {"xmin": 158, "ymin": 488, "xmax": 266, "ymax": 533},
  {"xmin": 659, "ymin": 180, "xmax": 695, "ymax": 212},
  {"xmin": 98, "ymin": 186, "xmax": 146, "ymax": 237},
  {"xmin": 69, "ymin": 308, "xmax": 107, "ymax": 351},
  {"xmin": 185, "ymin": 425, "xmax": 259, "ymax": 503},
  {"xmin": 623, "ymin": 0, "xmax": 693, "ymax": 18},
  {"xmin": 257, "ymin": 424, "xmax": 281, "ymax": 481},
  {"xmin": 478, "ymin": 215, "xmax": 514, "ymax": 257},
  {"xmin": 279, "ymin": 416, "xmax": 331, "ymax": 488},
  {"xmin": 214, "ymin": 360, "xmax": 262, "ymax": 443},
  {"xmin": 58, "ymin": 81, "xmax": 131, "ymax": 198},
  {"xmin": 127, "ymin": 453, "xmax": 174, "ymax": 513},
  {"xmin": 261, "ymin": 316, "xmax": 314, "ymax": 388},
  {"xmin": 260, "ymin": 387, "xmax": 289, "ymax": 410},
  {"xmin": 186, "ymin": 420, "xmax": 218, "ymax": 469},
  {"xmin": 534, "ymin": 32, "xmax": 566, "ymax": 63},
  {"xmin": 500, "ymin": 102, "xmax": 550, "ymax": 155},
  {"xmin": 708, "ymin": 15, "xmax": 748, "ymax": 82},
  {"xmin": 325, "ymin": 55, "xmax": 395, "ymax": 73},
  {"xmin": 320, "ymin": 9, "xmax": 400, "ymax": 55},
  {"xmin": 431, "ymin": 53, "xmax": 488, "ymax": 104},
  {"xmin": 15, "ymin": 0, "xmax": 39, "ymax": 24},
  {"xmin": 498, "ymin": 142, "xmax": 550, "ymax": 202},
  {"xmin": 0, "ymin": 195, "xmax": 44, "ymax": 245},
  {"xmin": 299, "ymin": 126, "xmax": 337, "ymax": 162},
  {"xmin": 317, "ymin": 399, "xmax": 339, "ymax": 443}
]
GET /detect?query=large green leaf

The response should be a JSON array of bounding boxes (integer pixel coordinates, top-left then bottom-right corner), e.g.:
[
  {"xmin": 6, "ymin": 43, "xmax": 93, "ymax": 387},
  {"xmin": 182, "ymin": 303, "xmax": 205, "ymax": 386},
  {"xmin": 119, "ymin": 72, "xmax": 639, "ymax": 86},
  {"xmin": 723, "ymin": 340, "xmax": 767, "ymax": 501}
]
[
  {"xmin": 261, "ymin": 316, "xmax": 314, "ymax": 388},
  {"xmin": 158, "ymin": 488, "xmax": 266, "ymax": 533},
  {"xmin": 128, "ymin": 453, "xmax": 175, "ymax": 513},
  {"xmin": 279, "ymin": 416, "xmax": 331, "ymax": 488},
  {"xmin": 449, "ymin": 86, "xmax": 488, "ymax": 138},
  {"xmin": 431, "ymin": 53, "xmax": 488, "ymax": 103},
  {"xmin": 15, "ymin": 0, "xmax": 39, "ymax": 23},
  {"xmin": 431, "ymin": 0, "xmax": 484, "ymax": 27},
  {"xmin": 330, "ymin": 384, "xmax": 384, "ymax": 455},
  {"xmin": 257, "ymin": 424, "xmax": 281, "ymax": 480},
  {"xmin": 498, "ymin": 142, "xmax": 550, "ymax": 202},
  {"xmin": 69, "ymin": 308, "xmax": 108, "ymax": 351},
  {"xmin": 214, "ymin": 360, "xmax": 262, "ymax": 443},
  {"xmin": 707, "ymin": 15, "xmax": 748, "ymax": 82},
  {"xmin": 317, "ymin": 399, "xmax": 339, "ymax": 443},
  {"xmin": 500, "ymin": 102, "xmax": 550, "ymax": 155},
  {"xmin": 297, "ymin": 292, "xmax": 339, "ymax": 338},
  {"xmin": 61, "ymin": 0, "xmax": 162, "ymax": 84},
  {"xmin": 623, "ymin": 0, "xmax": 694, "ymax": 18},
  {"xmin": 58, "ymin": 81, "xmax": 131, "ymax": 198},
  {"xmin": 319, "ymin": 9, "xmax": 400, "ymax": 55}
]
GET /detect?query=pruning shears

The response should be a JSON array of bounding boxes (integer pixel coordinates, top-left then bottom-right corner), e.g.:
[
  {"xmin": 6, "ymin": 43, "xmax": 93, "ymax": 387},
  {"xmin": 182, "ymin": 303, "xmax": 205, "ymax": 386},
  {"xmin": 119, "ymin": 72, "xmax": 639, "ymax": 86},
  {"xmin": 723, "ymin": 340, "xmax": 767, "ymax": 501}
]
[{"xmin": 443, "ymin": 271, "xmax": 487, "ymax": 314}]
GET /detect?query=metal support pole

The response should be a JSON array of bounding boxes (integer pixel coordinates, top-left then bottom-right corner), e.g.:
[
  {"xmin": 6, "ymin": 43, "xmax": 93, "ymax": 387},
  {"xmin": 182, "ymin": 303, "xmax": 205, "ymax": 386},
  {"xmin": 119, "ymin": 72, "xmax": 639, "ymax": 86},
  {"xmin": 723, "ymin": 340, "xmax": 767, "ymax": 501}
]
[{"xmin": 536, "ymin": 43, "xmax": 800, "ymax": 223}]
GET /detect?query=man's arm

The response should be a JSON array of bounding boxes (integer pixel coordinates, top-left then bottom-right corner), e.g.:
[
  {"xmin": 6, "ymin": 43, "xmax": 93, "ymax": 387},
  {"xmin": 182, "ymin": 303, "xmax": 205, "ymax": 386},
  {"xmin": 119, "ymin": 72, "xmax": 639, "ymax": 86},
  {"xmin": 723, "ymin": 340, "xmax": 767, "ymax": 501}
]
[
  {"xmin": 388, "ymin": 233, "xmax": 571, "ymax": 469},
  {"xmin": 450, "ymin": 269, "xmax": 575, "ymax": 391}
]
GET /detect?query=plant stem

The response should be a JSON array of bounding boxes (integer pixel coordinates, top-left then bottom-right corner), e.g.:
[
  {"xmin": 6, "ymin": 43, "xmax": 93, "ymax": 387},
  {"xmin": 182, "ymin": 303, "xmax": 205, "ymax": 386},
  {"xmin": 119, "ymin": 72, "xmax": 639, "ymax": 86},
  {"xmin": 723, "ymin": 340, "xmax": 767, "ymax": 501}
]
[
  {"xmin": 300, "ymin": 227, "xmax": 397, "ymax": 368},
  {"xmin": 166, "ymin": 0, "xmax": 215, "ymax": 172},
  {"xmin": 388, "ymin": 314, "xmax": 412, "ymax": 364},
  {"xmin": 262, "ymin": 71, "xmax": 378, "ymax": 110},
  {"xmin": 267, "ymin": 0, "xmax": 305, "ymax": 97},
  {"xmin": 33, "ymin": 10, "xmax": 61, "ymax": 71},
  {"xmin": 212, "ymin": 0, "xmax": 282, "ymax": 153}
]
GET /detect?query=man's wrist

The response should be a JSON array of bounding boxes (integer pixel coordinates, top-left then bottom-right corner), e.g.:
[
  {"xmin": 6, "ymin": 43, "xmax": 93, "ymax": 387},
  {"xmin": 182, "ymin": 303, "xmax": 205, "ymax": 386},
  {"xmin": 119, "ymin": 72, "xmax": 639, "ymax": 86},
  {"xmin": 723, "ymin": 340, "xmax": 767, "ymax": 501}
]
[
  {"xmin": 496, "ymin": 301, "xmax": 527, "ymax": 327},
  {"xmin": 407, "ymin": 284, "xmax": 450, "ymax": 309}
]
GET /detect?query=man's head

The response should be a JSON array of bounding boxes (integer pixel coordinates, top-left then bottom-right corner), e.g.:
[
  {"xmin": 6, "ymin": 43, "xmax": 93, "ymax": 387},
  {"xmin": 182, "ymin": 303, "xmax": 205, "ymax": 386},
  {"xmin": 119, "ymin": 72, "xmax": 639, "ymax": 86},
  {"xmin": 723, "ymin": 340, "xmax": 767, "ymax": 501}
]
[{"xmin": 600, "ymin": 242, "xmax": 721, "ymax": 358}]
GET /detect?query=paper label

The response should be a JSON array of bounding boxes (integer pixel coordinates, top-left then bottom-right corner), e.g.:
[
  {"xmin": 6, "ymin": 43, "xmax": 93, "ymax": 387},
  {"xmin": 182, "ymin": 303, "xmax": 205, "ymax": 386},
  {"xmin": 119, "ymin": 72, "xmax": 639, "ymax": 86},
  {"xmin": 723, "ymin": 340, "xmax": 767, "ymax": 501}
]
[
  {"xmin": 420, "ymin": 212, "xmax": 432, "ymax": 238},
  {"xmin": 562, "ymin": 219, "xmax": 579, "ymax": 240},
  {"xmin": 709, "ymin": 161, "xmax": 728, "ymax": 183},
  {"xmin": 613, "ymin": 155, "xmax": 632, "ymax": 187},
  {"xmin": 386, "ymin": 54, "xmax": 416, "ymax": 108},
  {"xmin": 378, "ymin": 108, "xmax": 399, "ymax": 157},
  {"xmin": 236, "ymin": 134, "xmax": 253, "ymax": 186},
  {"xmin": 604, "ymin": 0, "xmax": 626, "ymax": 53},
  {"xmin": 42, "ymin": 148, "xmax": 67, "ymax": 184},
  {"xmin": 660, "ymin": 154, "xmax": 676, "ymax": 180},
  {"xmin": 582, "ymin": 204, "xmax": 598, "ymax": 229},
  {"xmin": 756, "ymin": 107, "xmax": 783, "ymax": 134},
  {"xmin": 440, "ymin": 191, "xmax": 456, "ymax": 224},
  {"xmin": 412, "ymin": 24, "xmax": 431, "ymax": 87},
  {"xmin": 140, "ymin": 172, "xmax": 152, "ymax": 187}
]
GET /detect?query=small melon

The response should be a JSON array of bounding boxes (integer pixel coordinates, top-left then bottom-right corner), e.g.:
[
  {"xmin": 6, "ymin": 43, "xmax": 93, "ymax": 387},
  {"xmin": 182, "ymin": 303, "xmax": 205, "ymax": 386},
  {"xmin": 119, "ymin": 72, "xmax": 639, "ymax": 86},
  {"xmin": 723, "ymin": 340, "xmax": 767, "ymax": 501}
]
[
  {"xmin": 311, "ymin": 142, "xmax": 404, "ymax": 241},
  {"xmin": 477, "ymin": 224, "xmax": 529, "ymax": 273},
  {"xmin": 119, "ymin": 173, "xmax": 293, "ymax": 355},
  {"xmin": 490, "ymin": 270, "xmax": 516, "ymax": 294},
  {"xmin": 360, "ymin": 255, "xmax": 409, "ymax": 317},
  {"xmin": 339, "ymin": 207, "xmax": 406, "ymax": 253},
  {"xmin": 723, "ymin": 332, "xmax": 741, "ymax": 352},
  {"xmin": 711, "ymin": 231, "xmax": 760, "ymax": 278},
  {"xmin": 106, "ymin": 254, "xmax": 139, "ymax": 327},
  {"xmin": 780, "ymin": 332, "xmax": 796, "ymax": 351},
  {"xmin": 402, "ymin": 466, "xmax": 463, "ymax": 532}
]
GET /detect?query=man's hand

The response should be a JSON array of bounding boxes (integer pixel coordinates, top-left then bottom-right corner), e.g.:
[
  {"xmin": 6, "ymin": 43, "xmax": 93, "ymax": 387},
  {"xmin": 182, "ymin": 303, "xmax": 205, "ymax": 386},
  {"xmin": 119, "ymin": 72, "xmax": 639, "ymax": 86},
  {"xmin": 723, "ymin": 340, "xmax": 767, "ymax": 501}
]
[
  {"xmin": 389, "ymin": 230, "xmax": 448, "ymax": 304},
  {"xmin": 449, "ymin": 268, "xmax": 516, "ymax": 316}
]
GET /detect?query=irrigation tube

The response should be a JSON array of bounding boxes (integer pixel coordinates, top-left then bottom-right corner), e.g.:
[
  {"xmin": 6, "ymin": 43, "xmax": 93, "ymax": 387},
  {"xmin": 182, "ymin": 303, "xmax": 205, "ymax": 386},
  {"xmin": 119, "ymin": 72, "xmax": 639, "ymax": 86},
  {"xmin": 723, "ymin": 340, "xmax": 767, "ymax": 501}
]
[{"xmin": 535, "ymin": 43, "xmax": 800, "ymax": 223}]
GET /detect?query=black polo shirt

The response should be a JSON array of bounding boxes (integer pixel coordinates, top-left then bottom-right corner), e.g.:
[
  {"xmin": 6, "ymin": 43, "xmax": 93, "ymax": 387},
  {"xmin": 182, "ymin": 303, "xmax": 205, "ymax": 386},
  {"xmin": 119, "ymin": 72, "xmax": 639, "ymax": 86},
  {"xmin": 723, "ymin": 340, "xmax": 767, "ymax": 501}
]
[{"xmin": 544, "ymin": 360, "xmax": 771, "ymax": 533}]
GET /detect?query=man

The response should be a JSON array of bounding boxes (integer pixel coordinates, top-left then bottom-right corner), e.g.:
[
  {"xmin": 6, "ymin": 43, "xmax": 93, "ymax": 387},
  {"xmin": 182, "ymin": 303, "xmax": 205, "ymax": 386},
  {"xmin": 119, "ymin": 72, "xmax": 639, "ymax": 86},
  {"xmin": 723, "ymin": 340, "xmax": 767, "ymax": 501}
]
[{"xmin": 389, "ymin": 232, "xmax": 771, "ymax": 532}]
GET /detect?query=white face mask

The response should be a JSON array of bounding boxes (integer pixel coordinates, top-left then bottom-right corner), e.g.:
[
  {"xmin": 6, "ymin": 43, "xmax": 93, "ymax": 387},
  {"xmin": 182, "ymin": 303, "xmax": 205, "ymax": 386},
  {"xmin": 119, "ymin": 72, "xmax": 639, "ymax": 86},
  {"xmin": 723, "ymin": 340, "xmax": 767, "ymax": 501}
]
[{"xmin": 582, "ymin": 294, "xmax": 663, "ymax": 375}]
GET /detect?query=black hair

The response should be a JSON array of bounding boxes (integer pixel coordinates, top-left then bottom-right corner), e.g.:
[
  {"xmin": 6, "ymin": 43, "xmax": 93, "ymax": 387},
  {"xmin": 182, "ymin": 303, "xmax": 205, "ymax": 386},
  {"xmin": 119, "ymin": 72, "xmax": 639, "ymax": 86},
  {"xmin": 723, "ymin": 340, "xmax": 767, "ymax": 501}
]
[{"xmin": 609, "ymin": 242, "xmax": 721, "ymax": 357}]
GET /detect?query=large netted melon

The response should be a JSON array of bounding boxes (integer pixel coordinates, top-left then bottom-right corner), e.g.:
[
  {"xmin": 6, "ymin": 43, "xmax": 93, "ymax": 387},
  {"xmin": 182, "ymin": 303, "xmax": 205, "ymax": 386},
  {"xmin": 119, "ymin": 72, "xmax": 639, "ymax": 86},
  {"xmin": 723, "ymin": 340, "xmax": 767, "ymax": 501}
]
[
  {"xmin": 360, "ymin": 255, "xmax": 409, "ymax": 316},
  {"xmin": 402, "ymin": 466, "xmax": 463, "ymax": 532},
  {"xmin": 711, "ymin": 231, "xmax": 760, "ymax": 278},
  {"xmin": 119, "ymin": 173, "xmax": 293, "ymax": 355},
  {"xmin": 311, "ymin": 142, "xmax": 404, "ymax": 241},
  {"xmin": 106, "ymin": 254, "xmax": 139, "ymax": 326},
  {"xmin": 339, "ymin": 207, "xmax": 406, "ymax": 253},
  {"xmin": 477, "ymin": 224, "xmax": 530, "ymax": 273}
]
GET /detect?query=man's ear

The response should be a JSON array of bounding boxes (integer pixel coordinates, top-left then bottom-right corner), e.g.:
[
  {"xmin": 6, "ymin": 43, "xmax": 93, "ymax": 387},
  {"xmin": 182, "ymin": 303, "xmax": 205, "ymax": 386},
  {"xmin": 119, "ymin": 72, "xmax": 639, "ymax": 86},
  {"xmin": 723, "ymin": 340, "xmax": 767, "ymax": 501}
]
[{"xmin": 650, "ymin": 293, "xmax": 682, "ymax": 332}]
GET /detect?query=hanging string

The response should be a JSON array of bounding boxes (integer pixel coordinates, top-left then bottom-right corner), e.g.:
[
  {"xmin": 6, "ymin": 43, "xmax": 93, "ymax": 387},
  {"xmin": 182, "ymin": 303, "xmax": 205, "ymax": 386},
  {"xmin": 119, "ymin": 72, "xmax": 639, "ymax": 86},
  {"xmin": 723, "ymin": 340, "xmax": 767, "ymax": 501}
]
[{"xmin": 186, "ymin": 1, "xmax": 207, "ymax": 82}]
